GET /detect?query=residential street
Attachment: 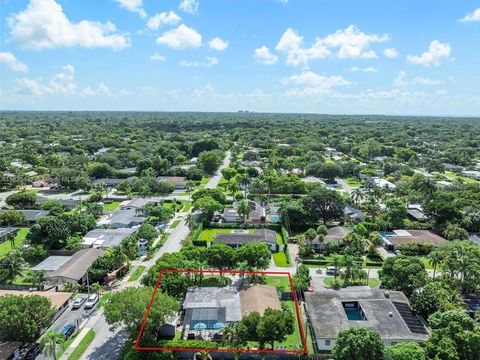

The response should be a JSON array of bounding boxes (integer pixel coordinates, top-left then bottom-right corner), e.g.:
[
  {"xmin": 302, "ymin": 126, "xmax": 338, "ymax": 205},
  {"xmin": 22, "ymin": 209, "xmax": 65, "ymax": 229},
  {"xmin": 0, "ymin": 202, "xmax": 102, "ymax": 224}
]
[{"xmin": 205, "ymin": 151, "xmax": 231, "ymax": 189}]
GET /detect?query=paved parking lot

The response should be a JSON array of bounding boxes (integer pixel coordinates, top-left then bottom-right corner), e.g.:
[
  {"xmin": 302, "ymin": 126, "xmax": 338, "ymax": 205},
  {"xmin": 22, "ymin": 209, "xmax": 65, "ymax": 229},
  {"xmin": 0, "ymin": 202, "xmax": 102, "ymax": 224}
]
[{"xmin": 53, "ymin": 295, "xmax": 98, "ymax": 332}]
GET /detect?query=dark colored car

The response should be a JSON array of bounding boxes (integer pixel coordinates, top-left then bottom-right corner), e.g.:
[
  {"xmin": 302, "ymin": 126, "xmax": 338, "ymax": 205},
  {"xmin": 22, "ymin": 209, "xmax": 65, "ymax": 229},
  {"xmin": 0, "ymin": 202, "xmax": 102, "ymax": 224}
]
[
  {"xmin": 62, "ymin": 324, "xmax": 77, "ymax": 339},
  {"xmin": 16, "ymin": 343, "xmax": 41, "ymax": 360}
]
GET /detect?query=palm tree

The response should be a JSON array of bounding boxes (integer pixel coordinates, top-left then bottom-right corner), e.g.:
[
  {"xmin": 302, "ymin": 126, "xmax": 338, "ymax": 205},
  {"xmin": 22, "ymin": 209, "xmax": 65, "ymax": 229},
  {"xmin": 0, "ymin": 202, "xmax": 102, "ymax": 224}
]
[
  {"xmin": 106, "ymin": 246, "xmax": 128, "ymax": 268},
  {"xmin": 194, "ymin": 350, "xmax": 212, "ymax": 360},
  {"xmin": 186, "ymin": 180, "xmax": 196, "ymax": 202},
  {"xmin": 26, "ymin": 270, "xmax": 47, "ymax": 289},
  {"xmin": 350, "ymin": 188, "xmax": 364, "ymax": 205},
  {"xmin": 185, "ymin": 214, "xmax": 196, "ymax": 230},
  {"xmin": 40, "ymin": 330, "xmax": 65, "ymax": 360},
  {"xmin": 237, "ymin": 173, "xmax": 250, "ymax": 199},
  {"xmin": 227, "ymin": 179, "xmax": 240, "ymax": 198},
  {"xmin": 343, "ymin": 255, "xmax": 356, "ymax": 285},
  {"xmin": 221, "ymin": 325, "xmax": 243, "ymax": 360},
  {"xmin": 331, "ymin": 254, "xmax": 342, "ymax": 281},
  {"xmin": 0, "ymin": 250, "xmax": 26, "ymax": 283},
  {"xmin": 429, "ymin": 251, "xmax": 443, "ymax": 279},
  {"xmin": 237, "ymin": 200, "xmax": 250, "ymax": 226}
]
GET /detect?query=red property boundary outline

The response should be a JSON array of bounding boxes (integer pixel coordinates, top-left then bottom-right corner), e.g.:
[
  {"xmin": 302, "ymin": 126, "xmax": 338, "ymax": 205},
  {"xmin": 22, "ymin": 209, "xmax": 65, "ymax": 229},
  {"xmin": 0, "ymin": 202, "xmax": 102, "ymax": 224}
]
[{"xmin": 134, "ymin": 269, "xmax": 308, "ymax": 355}]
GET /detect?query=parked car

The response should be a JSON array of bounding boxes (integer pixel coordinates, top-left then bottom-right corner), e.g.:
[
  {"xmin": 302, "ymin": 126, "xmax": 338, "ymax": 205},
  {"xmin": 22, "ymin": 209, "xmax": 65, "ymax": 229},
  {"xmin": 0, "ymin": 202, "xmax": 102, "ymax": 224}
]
[
  {"xmin": 72, "ymin": 296, "xmax": 86, "ymax": 309},
  {"xmin": 84, "ymin": 294, "xmax": 99, "ymax": 309},
  {"xmin": 61, "ymin": 324, "xmax": 76, "ymax": 339},
  {"xmin": 15, "ymin": 343, "xmax": 41, "ymax": 360},
  {"xmin": 326, "ymin": 266, "xmax": 337, "ymax": 275}
]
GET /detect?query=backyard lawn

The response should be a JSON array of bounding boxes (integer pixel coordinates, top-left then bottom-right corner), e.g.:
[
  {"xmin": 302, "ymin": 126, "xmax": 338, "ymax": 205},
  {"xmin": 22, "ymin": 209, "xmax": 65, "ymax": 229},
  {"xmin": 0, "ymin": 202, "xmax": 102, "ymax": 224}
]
[
  {"xmin": 275, "ymin": 300, "xmax": 304, "ymax": 350},
  {"xmin": 0, "ymin": 228, "xmax": 29, "ymax": 256}
]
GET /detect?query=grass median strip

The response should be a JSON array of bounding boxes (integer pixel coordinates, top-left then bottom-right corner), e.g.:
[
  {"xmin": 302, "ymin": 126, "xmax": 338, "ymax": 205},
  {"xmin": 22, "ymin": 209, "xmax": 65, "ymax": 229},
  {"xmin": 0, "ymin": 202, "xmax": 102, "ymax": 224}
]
[
  {"xmin": 67, "ymin": 329, "xmax": 95, "ymax": 360},
  {"xmin": 128, "ymin": 265, "xmax": 146, "ymax": 281}
]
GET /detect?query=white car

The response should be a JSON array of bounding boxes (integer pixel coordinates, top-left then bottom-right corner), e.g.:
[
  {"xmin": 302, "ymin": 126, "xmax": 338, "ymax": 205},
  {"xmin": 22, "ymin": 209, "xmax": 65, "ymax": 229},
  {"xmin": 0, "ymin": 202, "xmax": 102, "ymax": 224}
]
[
  {"xmin": 84, "ymin": 294, "xmax": 99, "ymax": 309},
  {"xmin": 72, "ymin": 297, "xmax": 86, "ymax": 309}
]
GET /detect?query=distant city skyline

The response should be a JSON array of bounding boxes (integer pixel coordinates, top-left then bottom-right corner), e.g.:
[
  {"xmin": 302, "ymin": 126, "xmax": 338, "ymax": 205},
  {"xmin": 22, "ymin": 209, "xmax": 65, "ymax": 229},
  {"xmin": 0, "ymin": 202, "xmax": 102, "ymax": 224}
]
[{"xmin": 1, "ymin": 0, "xmax": 479, "ymax": 116}]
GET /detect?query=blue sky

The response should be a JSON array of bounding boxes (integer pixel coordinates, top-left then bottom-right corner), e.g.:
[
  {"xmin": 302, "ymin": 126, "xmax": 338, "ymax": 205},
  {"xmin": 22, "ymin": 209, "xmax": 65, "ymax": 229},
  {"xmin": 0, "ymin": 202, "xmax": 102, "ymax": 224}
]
[{"xmin": 0, "ymin": 0, "xmax": 479, "ymax": 115}]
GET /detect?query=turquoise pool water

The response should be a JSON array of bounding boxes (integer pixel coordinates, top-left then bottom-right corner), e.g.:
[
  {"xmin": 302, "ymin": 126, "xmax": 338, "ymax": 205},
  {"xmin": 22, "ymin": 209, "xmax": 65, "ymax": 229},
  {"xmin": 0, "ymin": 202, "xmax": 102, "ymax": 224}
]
[{"xmin": 344, "ymin": 308, "xmax": 365, "ymax": 320}]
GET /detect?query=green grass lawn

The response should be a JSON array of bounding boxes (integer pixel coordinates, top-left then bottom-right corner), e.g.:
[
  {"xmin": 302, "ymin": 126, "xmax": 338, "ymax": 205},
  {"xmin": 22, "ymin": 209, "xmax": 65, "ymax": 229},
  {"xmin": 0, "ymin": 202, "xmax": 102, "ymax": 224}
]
[
  {"xmin": 67, "ymin": 329, "xmax": 95, "ymax": 360},
  {"xmin": 324, "ymin": 277, "xmax": 379, "ymax": 288},
  {"xmin": 98, "ymin": 293, "xmax": 112, "ymax": 308},
  {"xmin": 272, "ymin": 252, "xmax": 289, "ymax": 267},
  {"xmin": 197, "ymin": 228, "xmax": 253, "ymax": 242},
  {"xmin": 128, "ymin": 265, "xmax": 145, "ymax": 281},
  {"xmin": 275, "ymin": 301, "xmax": 303, "ymax": 350},
  {"xmin": 265, "ymin": 276, "xmax": 291, "ymax": 292},
  {"xmin": 444, "ymin": 171, "xmax": 479, "ymax": 184},
  {"xmin": 417, "ymin": 256, "xmax": 433, "ymax": 269},
  {"xmin": 170, "ymin": 220, "xmax": 181, "ymax": 229},
  {"xmin": 343, "ymin": 177, "xmax": 363, "ymax": 187},
  {"xmin": 182, "ymin": 202, "xmax": 192, "ymax": 212},
  {"xmin": 103, "ymin": 201, "xmax": 121, "ymax": 211},
  {"xmin": 194, "ymin": 177, "xmax": 210, "ymax": 190},
  {"xmin": 56, "ymin": 331, "xmax": 79, "ymax": 358},
  {"xmin": 0, "ymin": 228, "xmax": 29, "ymax": 256}
]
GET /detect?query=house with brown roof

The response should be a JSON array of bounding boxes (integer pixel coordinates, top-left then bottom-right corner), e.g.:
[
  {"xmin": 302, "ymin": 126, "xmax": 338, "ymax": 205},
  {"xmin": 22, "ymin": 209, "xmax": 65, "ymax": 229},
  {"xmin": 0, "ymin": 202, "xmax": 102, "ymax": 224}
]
[
  {"xmin": 239, "ymin": 284, "xmax": 282, "ymax": 317},
  {"xmin": 381, "ymin": 230, "xmax": 447, "ymax": 251},
  {"xmin": 0, "ymin": 290, "xmax": 72, "ymax": 320}
]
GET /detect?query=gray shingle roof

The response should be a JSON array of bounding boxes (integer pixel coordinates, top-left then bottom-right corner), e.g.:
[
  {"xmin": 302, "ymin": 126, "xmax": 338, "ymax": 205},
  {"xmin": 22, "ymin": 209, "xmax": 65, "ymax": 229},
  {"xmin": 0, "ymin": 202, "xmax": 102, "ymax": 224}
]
[
  {"xmin": 0, "ymin": 209, "xmax": 49, "ymax": 222},
  {"xmin": 49, "ymin": 248, "xmax": 104, "ymax": 282}
]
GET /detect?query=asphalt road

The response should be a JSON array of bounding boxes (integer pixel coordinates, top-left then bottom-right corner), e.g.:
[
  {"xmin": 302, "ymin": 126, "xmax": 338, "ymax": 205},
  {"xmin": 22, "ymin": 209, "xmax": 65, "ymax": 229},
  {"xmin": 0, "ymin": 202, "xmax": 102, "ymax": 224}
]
[{"xmin": 205, "ymin": 151, "xmax": 231, "ymax": 189}]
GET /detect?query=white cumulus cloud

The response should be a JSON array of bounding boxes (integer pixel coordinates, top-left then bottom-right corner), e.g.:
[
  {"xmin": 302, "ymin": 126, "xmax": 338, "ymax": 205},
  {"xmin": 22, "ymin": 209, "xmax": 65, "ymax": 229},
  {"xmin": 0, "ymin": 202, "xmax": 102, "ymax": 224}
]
[
  {"xmin": 179, "ymin": 0, "xmax": 199, "ymax": 14},
  {"xmin": 275, "ymin": 25, "xmax": 388, "ymax": 67},
  {"xmin": 115, "ymin": 0, "xmax": 146, "ymax": 18},
  {"xmin": 208, "ymin": 37, "xmax": 229, "ymax": 51},
  {"xmin": 322, "ymin": 25, "xmax": 389, "ymax": 59},
  {"xmin": 275, "ymin": 28, "xmax": 330, "ymax": 67},
  {"xmin": 394, "ymin": 71, "xmax": 443, "ymax": 87},
  {"xmin": 180, "ymin": 56, "xmax": 218, "ymax": 67},
  {"xmin": 407, "ymin": 40, "xmax": 452, "ymax": 66},
  {"xmin": 284, "ymin": 71, "xmax": 351, "ymax": 87},
  {"xmin": 253, "ymin": 46, "xmax": 278, "ymax": 65},
  {"xmin": 7, "ymin": 0, "xmax": 130, "ymax": 50},
  {"xmin": 350, "ymin": 66, "xmax": 378, "ymax": 73},
  {"xmin": 150, "ymin": 53, "xmax": 166, "ymax": 61},
  {"xmin": 0, "ymin": 52, "xmax": 28, "ymax": 72},
  {"xmin": 147, "ymin": 11, "xmax": 181, "ymax": 30},
  {"xmin": 459, "ymin": 8, "xmax": 480, "ymax": 22},
  {"xmin": 156, "ymin": 24, "xmax": 202, "ymax": 49},
  {"xmin": 12, "ymin": 64, "xmax": 111, "ymax": 97},
  {"xmin": 383, "ymin": 47, "xmax": 399, "ymax": 58}
]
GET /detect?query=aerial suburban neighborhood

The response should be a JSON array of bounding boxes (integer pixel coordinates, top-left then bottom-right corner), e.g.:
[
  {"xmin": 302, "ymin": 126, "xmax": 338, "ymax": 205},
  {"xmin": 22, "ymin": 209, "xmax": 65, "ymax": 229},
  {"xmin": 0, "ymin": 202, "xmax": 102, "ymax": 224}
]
[{"xmin": 1, "ymin": 1, "xmax": 480, "ymax": 360}]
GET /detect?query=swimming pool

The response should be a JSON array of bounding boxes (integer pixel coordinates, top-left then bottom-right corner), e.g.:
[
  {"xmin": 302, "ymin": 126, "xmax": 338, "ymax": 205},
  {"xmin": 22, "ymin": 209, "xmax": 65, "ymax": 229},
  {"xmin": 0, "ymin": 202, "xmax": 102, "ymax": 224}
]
[{"xmin": 270, "ymin": 215, "xmax": 280, "ymax": 223}]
